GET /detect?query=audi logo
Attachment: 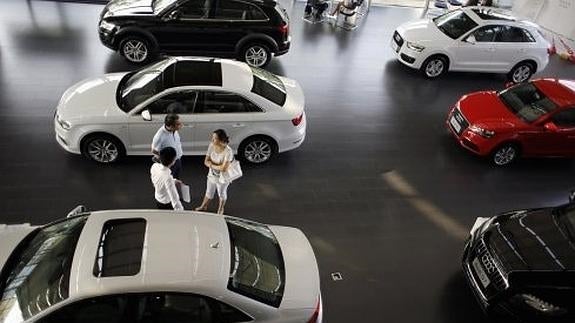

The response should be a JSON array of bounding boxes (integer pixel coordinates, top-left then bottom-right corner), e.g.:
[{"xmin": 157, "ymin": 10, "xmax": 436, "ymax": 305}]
[{"xmin": 481, "ymin": 254, "xmax": 497, "ymax": 274}]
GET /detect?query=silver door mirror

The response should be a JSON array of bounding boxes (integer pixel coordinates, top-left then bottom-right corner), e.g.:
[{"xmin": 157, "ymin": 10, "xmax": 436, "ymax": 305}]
[
  {"xmin": 466, "ymin": 34, "xmax": 476, "ymax": 44},
  {"xmin": 67, "ymin": 205, "xmax": 87, "ymax": 218},
  {"xmin": 164, "ymin": 10, "xmax": 180, "ymax": 21},
  {"xmin": 141, "ymin": 110, "xmax": 152, "ymax": 121}
]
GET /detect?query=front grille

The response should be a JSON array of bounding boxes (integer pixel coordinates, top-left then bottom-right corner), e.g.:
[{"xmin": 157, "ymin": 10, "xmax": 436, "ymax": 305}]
[
  {"xmin": 475, "ymin": 239, "xmax": 507, "ymax": 291},
  {"xmin": 393, "ymin": 31, "xmax": 404, "ymax": 47}
]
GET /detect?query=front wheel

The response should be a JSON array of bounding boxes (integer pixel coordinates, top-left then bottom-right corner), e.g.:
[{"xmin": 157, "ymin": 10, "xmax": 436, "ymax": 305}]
[
  {"xmin": 82, "ymin": 135, "xmax": 125, "ymax": 164},
  {"xmin": 508, "ymin": 62, "xmax": 534, "ymax": 84},
  {"xmin": 421, "ymin": 56, "xmax": 448, "ymax": 79},
  {"xmin": 119, "ymin": 36, "xmax": 153, "ymax": 64},
  {"xmin": 491, "ymin": 143, "xmax": 519, "ymax": 166},
  {"xmin": 239, "ymin": 137, "xmax": 276, "ymax": 164},
  {"xmin": 241, "ymin": 44, "xmax": 271, "ymax": 68}
]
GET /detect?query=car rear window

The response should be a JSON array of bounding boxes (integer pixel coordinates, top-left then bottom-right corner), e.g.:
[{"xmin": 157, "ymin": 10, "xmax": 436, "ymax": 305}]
[
  {"xmin": 93, "ymin": 218, "xmax": 146, "ymax": 277},
  {"xmin": 250, "ymin": 66, "xmax": 286, "ymax": 106},
  {"xmin": 226, "ymin": 217, "xmax": 285, "ymax": 308}
]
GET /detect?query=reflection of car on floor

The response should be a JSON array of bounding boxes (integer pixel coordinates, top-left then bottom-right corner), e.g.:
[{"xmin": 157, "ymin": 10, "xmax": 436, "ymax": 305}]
[
  {"xmin": 98, "ymin": 0, "xmax": 290, "ymax": 67},
  {"xmin": 446, "ymin": 78, "xmax": 575, "ymax": 166},
  {"xmin": 54, "ymin": 57, "xmax": 306, "ymax": 164},
  {"xmin": 0, "ymin": 208, "xmax": 323, "ymax": 323},
  {"xmin": 391, "ymin": 7, "xmax": 549, "ymax": 82},
  {"xmin": 463, "ymin": 193, "xmax": 575, "ymax": 322}
]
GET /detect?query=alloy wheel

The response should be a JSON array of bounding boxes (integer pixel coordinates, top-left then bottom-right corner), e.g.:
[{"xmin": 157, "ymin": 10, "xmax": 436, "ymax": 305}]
[
  {"xmin": 87, "ymin": 139, "xmax": 119, "ymax": 163},
  {"xmin": 425, "ymin": 59, "xmax": 444, "ymax": 78},
  {"xmin": 245, "ymin": 46, "xmax": 268, "ymax": 67},
  {"xmin": 123, "ymin": 39, "xmax": 148, "ymax": 63},
  {"xmin": 512, "ymin": 65, "xmax": 532, "ymax": 83},
  {"xmin": 493, "ymin": 146, "xmax": 516, "ymax": 166},
  {"xmin": 244, "ymin": 140, "xmax": 272, "ymax": 163}
]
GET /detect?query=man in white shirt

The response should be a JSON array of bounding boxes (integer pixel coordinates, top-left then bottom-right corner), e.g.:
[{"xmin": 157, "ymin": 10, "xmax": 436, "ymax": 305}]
[
  {"xmin": 150, "ymin": 147, "xmax": 184, "ymax": 210},
  {"xmin": 152, "ymin": 114, "xmax": 184, "ymax": 179}
]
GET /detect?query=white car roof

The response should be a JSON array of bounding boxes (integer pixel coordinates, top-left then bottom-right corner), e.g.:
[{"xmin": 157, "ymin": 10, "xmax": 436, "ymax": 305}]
[
  {"xmin": 68, "ymin": 210, "xmax": 231, "ymax": 300},
  {"xmin": 462, "ymin": 6, "xmax": 540, "ymax": 29}
]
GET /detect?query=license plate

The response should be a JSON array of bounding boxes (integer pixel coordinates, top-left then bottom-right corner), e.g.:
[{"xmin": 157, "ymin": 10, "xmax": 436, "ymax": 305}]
[
  {"xmin": 450, "ymin": 116, "xmax": 461, "ymax": 133},
  {"xmin": 472, "ymin": 258, "xmax": 491, "ymax": 288}
]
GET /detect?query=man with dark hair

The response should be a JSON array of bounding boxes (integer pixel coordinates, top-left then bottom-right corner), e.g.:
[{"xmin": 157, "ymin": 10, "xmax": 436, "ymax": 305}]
[
  {"xmin": 151, "ymin": 114, "xmax": 184, "ymax": 179},
  {"xmin": 150, "ymin": 147, "xmax": 184, "ymax": 210}
]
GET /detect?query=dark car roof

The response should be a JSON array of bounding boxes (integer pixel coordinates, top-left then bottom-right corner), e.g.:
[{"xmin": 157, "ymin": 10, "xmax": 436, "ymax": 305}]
[{"xmin": 533, "ymin": 79, "xmax": 575, "ymax": 108}]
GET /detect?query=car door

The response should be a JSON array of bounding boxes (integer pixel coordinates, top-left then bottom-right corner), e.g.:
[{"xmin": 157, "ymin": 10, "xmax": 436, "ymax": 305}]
[
  {"xmin": 491, "ymin": 25, "xmax": 535, "ymax": 72},
  {"xmin": 548, "ymin": 108, "xmax": 575, "ymax": 157},
  {"xmin": 35, "ymin": 295, "xmax": 133, "ymax": 323},
  {"xmin": 127, "ymin": 90, "xmax": 197, "ymax": 155},
  {"xmin": 192, "ymin": 90, "xmax": 263, "ymax": 154},
  {"xmin": 452, "ymin": 25, "xmax": 500, "ymax": 71},
  {"xmin": 212, "ymin": 0, "xmax": 269, "ymax": 52}
]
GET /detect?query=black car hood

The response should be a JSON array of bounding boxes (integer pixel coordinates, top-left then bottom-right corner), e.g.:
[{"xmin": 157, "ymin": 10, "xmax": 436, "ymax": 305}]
[
  {"xmin": 487, "ymin": 208, "xmax": 575, "ymax": 272},
  {"xmin": 102, "ymin": 0, "xmax": 154, "ymax": 18}
]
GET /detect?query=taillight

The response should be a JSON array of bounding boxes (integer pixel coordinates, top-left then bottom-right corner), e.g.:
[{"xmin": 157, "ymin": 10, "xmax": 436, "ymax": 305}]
[
  {"xmin": 291, "ymin": 113, "xmax": 303, "ymax": 126},
  {"xmin": 279, "ymin": 23, "xmax": 289, "ymax": 37},
  {"xmin": 307, "ymin": 298, "xmax": 321, "ymax": 323}
]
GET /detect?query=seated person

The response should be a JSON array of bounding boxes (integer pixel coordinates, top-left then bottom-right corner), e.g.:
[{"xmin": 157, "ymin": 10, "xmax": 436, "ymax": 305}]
[
  {"xmin": 330, "ymin": 0, "xmax": 362, "ymax": 17},
  {"xmin": 304, "ymin": 0, "xmax": 329, "ymax": 20}
]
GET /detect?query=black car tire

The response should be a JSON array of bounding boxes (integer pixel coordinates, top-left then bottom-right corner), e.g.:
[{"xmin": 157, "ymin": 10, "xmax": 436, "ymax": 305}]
[
  {"xmin": 508, "ymin": 61, "xmax": 534, "ymax": 84},
  {"xmin": 119, "ymin": 36, "xmax": 154, "ymax": 64},
  {"xmin": 239, "ymin": 136, "xmax": 277, "ymax": 164},
  {"xmin": 491, "ymin": 143, "xmax": 520, "ymax": 166},
  {"xmin": 421, "ymin": 55, "xmax": 448, "ymax": 79},
  {"xmin": 241, "ymin": 43, "xmax": 272, "ymax": 68},
  {"xmin": 82, "ymin": 134, "xmax": 125, "ymax": 164}
]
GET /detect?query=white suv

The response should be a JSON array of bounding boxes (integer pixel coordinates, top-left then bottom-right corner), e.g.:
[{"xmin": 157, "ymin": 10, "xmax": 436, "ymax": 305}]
[{"xmin": 392, "ymin": 7, "xmax": 549, "ymax": 82}]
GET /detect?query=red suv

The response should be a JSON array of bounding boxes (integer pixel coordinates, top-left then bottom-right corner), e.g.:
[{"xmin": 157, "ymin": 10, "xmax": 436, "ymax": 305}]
[{"xmin": 447, "ymin": 79, "xmax": 575, "ymax": 166}]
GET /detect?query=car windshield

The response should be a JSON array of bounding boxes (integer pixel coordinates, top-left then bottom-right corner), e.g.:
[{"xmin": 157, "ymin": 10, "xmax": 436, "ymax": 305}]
[
  {"xmin": 554, "ymin": 204, "xmax": 575, "ymax": 243},
  {"xmin": 250, "ymin": 66, "xmax": 287, "ymax": 106},
  {"xmin": 0, "ymin": 216, "xmax": 87, "ymax": 322},
  {"xmin": 433, "ymin": 10, "xmax": 478, "ymax": 39},
  {"xmin": 153, "ymin": 0, "xmax": 177, "ymax": 13},
  {"xmin": 226, "ymin": 217, "xmax": 285, "ymax": 308},
  {"xmin": 498, "ymin": 83, "xmax": 559, "ymax": 123},
  {"xmin": 119, "ymin": 59, "xmax": 174, "ymax": 112}
]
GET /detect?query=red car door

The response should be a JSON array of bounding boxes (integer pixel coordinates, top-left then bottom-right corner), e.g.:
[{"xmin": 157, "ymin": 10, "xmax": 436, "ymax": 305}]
[{"xmin": 549, "ymin": 109, "xmax": 575, "ymax": 157}]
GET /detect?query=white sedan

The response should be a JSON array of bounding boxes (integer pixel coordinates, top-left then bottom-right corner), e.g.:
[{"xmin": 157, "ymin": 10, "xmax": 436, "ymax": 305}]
[
  {"xmin": 392, "ymin": 7, "xmax": 549, "ymax": 82},
  {"xmin": 0, "ymin": 207, "xmax": 323, "ymax": 323},
  {"xmin": 54, "ymin": 57, "xmax": 306, "ymax": 164}
]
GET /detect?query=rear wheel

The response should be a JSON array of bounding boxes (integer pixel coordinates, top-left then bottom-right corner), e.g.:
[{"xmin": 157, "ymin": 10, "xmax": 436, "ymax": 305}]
[
  {"xmin": 119, "ymin": 36, "xmax": 153, "ymax": 64},
  {"xmin": 239, "ymin": 136, "xmax": 276, "ymax": 164},
  {"xmin": 241, "ymin": 43, "xmax": 271, "ymax": 68},
  {"xmin": 491, "ymin": 143, "xmax": 519, "ymax": 166},
  {"xmin": 82, "ymin": 135, "xmax": 125, "ymax": 164},
  {"xmin": 508, "ymin": 61, "xmax": 534, "ymax": 84},
  {"xmin": 421, "ymin": 55, "xmax": 448, "ymax": 79}
]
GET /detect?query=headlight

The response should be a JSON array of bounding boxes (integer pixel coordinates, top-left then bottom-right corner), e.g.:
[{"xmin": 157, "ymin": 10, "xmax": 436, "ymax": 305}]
[
  {"xmin": 469, "ymin": 125, "xmax": 495, "ymax": 138},
  {"xmin": 99, "ymin": 20, "xmax": 116, "ymax": 32},
  {"xmin": 406, "ymin": 41, "xmax": 425, "ymax": 52},
  {"xmin": 56, "ymin": 114, "xmax": 71, "ymax": 130},
  {"xmin": 518, "ymin": 294, "xmax": 567, "ymax": 315}
]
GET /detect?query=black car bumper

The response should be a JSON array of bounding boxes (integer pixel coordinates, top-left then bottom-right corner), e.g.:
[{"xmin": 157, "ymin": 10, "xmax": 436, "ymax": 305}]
[
  {"xmin": 275, "ymin": 40, "xmax": 290, "ymax": 56},
  {"xmin": 462, "ymin": 238, "xmax": 492, "ymax": 311},
  {"xmin": 99, "ymin": 30, "xmax": 117, "ymax": 50}
]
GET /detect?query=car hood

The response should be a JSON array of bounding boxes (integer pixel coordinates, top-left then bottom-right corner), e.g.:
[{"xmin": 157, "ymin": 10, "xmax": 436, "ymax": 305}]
[
  {"xmin": 0, "ymin": 224, "xmax": 36, "ymax": 274},
  {"xmin": 396, "ymin": 18, "xmax": 449, "ymax": 45},
  {"xmin": 57, "ymin": 73, "xmax": 128, "ymax": 121},
  {"xmin": 268, "ymin": 225, "xmax": 320, "ymax": 310},
  {"xmin": 457, "ymin": 91, "xmax": 525, "ymax": 129},
  {"xmin": 487, "ymin": 208, "xmax": 575, "ymax": 272},
  {"xmin": 102, "ymin": 0, "xmax": 154, "ymax": 18}
]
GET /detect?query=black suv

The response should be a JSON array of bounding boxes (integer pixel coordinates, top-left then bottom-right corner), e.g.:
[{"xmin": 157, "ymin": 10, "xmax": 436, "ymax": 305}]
[
  {"xmin": 98, "ymin": 0, "xmax": 290, "ymax": 67},
  {"xmin": 463, "ymin": 193, "xmax": 575, "ymax": 322}
]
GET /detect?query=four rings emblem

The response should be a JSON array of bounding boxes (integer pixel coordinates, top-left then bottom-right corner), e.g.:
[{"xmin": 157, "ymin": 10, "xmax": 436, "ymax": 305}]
[{"xmin": 481, "ymin": 254, "xmax": 497, "ymax": 274}]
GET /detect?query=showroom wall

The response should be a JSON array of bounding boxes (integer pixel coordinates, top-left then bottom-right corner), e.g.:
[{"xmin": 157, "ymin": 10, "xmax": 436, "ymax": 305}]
[{"xmin": 512, "ymin": 0, "xmax": 575, "ymax": 39}]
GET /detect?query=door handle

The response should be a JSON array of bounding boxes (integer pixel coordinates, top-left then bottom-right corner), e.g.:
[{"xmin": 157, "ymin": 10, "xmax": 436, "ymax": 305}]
[{"xmin": 232, "ymin": 123, "xmax": 245, "ymax": 128}]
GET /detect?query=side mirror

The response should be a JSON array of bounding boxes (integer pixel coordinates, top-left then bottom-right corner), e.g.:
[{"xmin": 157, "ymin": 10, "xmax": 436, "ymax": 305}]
[
  {"xmin": 465, "ymin": 34, "xmax": 476, "ymax": 44},
  {"xmin": 67, "ymin": 205, "xmax": 87, "ymax": 218},
  {"xmin": 141, "ymin": 110, "xmax": 152, "ymax": 121},
  {"xmin": 570, "ymin": 190, "xmax": 575, "ymax": 203},
  {"xmin": 544, "ymin": 122, "xmax": 558, "ymax": 132},
  {"xmin": 163, "ymin": 10, "xmax": 180, "ymax": 21}
]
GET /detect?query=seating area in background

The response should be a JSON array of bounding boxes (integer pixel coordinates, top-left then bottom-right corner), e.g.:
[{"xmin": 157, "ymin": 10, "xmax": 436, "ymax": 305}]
[{"xmin": 303, "ymin": 0, "xmax": 371, "ymax": 30}]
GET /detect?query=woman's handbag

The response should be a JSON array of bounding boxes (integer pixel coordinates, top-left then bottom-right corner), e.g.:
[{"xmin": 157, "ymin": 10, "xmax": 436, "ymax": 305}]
[{"xmin": 219, "ymin": 160, "xmax": 243, "ymax": 184}]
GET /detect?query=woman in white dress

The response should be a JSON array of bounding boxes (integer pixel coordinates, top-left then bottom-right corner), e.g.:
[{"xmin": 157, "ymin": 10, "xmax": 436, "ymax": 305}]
[{"xmin": 195, "ymin": 129, "xmax": 234, "ymax": 214}]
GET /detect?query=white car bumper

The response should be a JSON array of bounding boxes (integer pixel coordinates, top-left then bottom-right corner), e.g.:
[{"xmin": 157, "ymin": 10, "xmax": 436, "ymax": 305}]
[
  {"xmin": 54, "ymin": 116, "xmax": 81, "ymax": 154},
  {"xmin": 391, "ymin": 33, "xmax": 427, "ymax": 70},
  {"xmin": 278, "ymin": 125, "xmax": 306, "ymax": 153}
]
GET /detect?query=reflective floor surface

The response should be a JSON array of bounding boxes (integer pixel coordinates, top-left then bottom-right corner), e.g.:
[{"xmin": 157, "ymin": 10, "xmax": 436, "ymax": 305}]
[{"xmin": 1, "ymin": 1, "xmax": 575, "ymax": 322}]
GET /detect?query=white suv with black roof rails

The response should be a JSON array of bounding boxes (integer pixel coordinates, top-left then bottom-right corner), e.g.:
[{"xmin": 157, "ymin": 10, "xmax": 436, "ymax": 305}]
[{"xmin": 392, "ymin": 6, "xmax": 549, "ymax": 82}]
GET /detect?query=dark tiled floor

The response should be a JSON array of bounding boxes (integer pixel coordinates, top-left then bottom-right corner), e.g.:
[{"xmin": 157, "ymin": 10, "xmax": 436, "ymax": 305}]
[{"xmin": 1, "ymin": 1, "xmax": 575, "ymax": 322}]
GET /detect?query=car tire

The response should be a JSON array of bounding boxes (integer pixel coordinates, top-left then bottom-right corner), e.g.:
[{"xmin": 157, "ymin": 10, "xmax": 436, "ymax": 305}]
[
  {"xmin": 508, "ymin": 61, "xmax": 534, "ymax": 84},
  {"xmin": 119, "ymin": 36, "xmax": 154, "ymax": 64},
  {"xmin": 239, "ymin": 136, "xmax": 277, "ymax": 164},
  {"xmin": 82, "ymin": 134, "xmax": 125, "ymax": 164},
  {"xmin": 421, "ymin": 55, "xmax": 448, "ymax": 79},
  {"xmin": 491, "ymin": 143, "xmax": 520, "ymax": 166},
  {"xmin": 241, "ymin": 43, "xmax": 272, "ymax": 68}
]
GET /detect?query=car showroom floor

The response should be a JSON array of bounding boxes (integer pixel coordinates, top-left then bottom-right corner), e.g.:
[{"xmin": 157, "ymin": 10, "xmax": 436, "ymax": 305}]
[{"xmin": 1, "ymin": 1, "xmax": 575, "ymax": 322}]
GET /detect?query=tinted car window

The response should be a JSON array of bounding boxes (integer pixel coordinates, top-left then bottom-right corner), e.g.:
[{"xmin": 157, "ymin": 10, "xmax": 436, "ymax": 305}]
[
  {"xmin": 178, "ymin": 0, "xmax": 210, "ymax": 19},
  {"xmin": 146, "ymin": 91, "xmax": 197, "ymax": 114},
  {"xmin": 37, "ymin": 295, "xmax": 129, "ymax": 323},
  {"xmin": 499, "ymin": 83, "xmax": 559, "ymax": 123},
  {"xmin": 496, "ymin": 26, "xmax": 530, "ymax": 42},
  {"xmin": 213, "ymin": 0, "xmax": 252, "ymax": 20},
  {"xmin": 552, "ymin": 109, "xmax": 575, "ymax": 128},
  {"xmin": 196, "ymin": 91, "xmax": 262, "ymax": 113},
  {"xmin": 138, "ymin": 294, "xmax": 212, "ymax": 323},
  {"xmin": 120, "ymin": 59, "xmax": 176, "ymax": 112},
  {"xmin": 93, "ymin": 218, "xmax": 146, "ymax": 277},
  {"xmin": 434, "ymin": 10, "xmax": 478, "ymax": 39},
  {"xmin": 226, "ymin": 217, "xmax": 285, "ymax": 308},
  {"xmin": 472, "ymin": 25, "xmax": 500, "ymax": 42},
  {"xmin": 0, "ymin": 216, "xmax": 87, "ymax": 321}
]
